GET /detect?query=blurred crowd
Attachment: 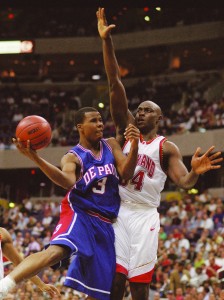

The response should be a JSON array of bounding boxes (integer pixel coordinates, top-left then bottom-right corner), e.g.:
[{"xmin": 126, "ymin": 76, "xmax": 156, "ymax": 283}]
[
  {"xmin": 0, "ymin": 71, "xmax": 223, "ymax": 149},
  {"xmin": 0, "ymin": 7, "xmax": 222, "ymax": 39},
  {"xmin": 0, "ymin": 188, "xmax": 223, "ymax": 299}
]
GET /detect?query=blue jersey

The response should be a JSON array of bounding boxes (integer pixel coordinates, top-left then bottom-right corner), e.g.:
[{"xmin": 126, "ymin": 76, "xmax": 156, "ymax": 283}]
[{"xmin": 68, "ymin": 139, "xmax": 120, "ymax": 219}]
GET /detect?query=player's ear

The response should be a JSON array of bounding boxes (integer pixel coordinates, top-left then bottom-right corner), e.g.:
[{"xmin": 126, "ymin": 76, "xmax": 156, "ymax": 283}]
[
  {"xmin": 76, "ymin": 124, "xmax": 82, "ymax": 130},
  {"xmin": 156, "ymin": 115, "xmax": 163, "ymax": 124},
  {"xmin": 158, "ymin": 115, "xmax": 163, "ymax": 121}
]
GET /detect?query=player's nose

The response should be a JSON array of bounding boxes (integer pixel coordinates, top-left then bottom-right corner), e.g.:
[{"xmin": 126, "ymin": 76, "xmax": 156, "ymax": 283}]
[{"xmin": 97, "ymin": 120, "xmax": 104, "ymax": 127}]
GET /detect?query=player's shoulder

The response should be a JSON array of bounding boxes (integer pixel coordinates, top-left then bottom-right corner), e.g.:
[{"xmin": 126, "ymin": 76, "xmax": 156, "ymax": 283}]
[
  {"xmin": 105, "ymin": 135, "xmax": 125, "ymax": 149},
  {"xmin": 104, "ymin": 137, "xmax": 116, "ymax": 148},
  {"xmin": 63, "ymin": 151, "xmax": 78, "ymax": 159},
  {"xmin": 62, "ymin": 151, "xmax": 80, "ymax": 165},
  {"xmin": 163, "ymin": 140, "xmax": 181, "ymax": 154}
]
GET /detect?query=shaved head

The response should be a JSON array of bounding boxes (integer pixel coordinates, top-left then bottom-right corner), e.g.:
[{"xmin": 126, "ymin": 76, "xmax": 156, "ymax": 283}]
[{"xmin": 139, "ymin": 101, "xmax": 162, "ymax": 116}]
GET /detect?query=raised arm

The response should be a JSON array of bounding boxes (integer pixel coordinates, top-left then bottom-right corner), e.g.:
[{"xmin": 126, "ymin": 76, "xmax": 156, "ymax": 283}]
[
  {"xmin": 97, "ymin": 7, "xmax": 134, "ymax": 145},
  {"xmin": 12, "ymin": 138, "xmax": 78, "ymax": 190},
  {"xmin": 165, "ymin": 142, "xmax": 223, "ymax": 189},
  {"xmin": 1, "ymin": 228, "xmax": 60, "ymax": 297}
]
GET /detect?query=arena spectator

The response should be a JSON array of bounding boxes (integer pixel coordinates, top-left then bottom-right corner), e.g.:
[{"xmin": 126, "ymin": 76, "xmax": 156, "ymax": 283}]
[
  {"xmin": 31, "ymin": 222, "xmax": 44, "ymax": 238},
  {"xmin": 189, "ymin": 266, "xmax": 208, "ymax": 288},
  {"xmin": 42, "ymin": 211, "xmax": 53, "ymax": 228},
  {"xmin": 205, "ymin": 255, "xmax": 221, "ymax": 279},
  {"xmin": 27, "ymin": 236, "xmax": 41, "ymax": 254},
  {"xmin": 169, "ymin": 261, "xmax": 190, "ymax": 294}
]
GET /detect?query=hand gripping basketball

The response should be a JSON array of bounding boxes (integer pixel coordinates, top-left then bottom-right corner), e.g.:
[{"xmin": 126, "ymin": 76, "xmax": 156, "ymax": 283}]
[{"xmin": 15, "ymin": 115, "xmax": 52, "ymax": 150}]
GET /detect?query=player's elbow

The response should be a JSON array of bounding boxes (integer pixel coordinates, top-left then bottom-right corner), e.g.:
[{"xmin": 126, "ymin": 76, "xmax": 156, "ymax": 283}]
[
  {"xmin": 63, "ymin": 181, "xmax": 75, "ymax": 190},
  {"xmin": 58, "ymin": 177, "xmax": 75, "ymax": 190},
  {"xmin": 176, "ymin": 181, "xmax": 195, "ymax": 190}
]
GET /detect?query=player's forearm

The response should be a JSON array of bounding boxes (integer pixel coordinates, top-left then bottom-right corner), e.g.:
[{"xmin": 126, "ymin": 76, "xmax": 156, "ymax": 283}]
[
  {"xmin": 31, "ymin": 156, "xmax": 75, "ymax": 190},
  {"xmin": 29, "ymin": 276, "xmax": 45, "ymax": 289},
  {"xmin": 177, "ymin": 169, "xmax": 199, "ymax": 189},
  {"xmin": 120, "ymin": 146, "xmax": 138, "ymax": 180},
  {"xmin": 102, "ymin": 36, "xmax": 120, "ymax": 83},
  {"xmin": 103, "ymin": 36, "xmax": 130, "ymax": 129}
]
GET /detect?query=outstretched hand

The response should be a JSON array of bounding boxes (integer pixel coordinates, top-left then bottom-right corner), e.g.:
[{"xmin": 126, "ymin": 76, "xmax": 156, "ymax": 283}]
[
  {"xmin": 191, "ymin": 146, "xmax": 223, "ymax": 175},
  {"xmin": 97, "ymin": 7, "xmax": 116, "ymax": 39},
  {"xmin": 39, "ymin": 283, "xmax": 61, "ymax": 297}
]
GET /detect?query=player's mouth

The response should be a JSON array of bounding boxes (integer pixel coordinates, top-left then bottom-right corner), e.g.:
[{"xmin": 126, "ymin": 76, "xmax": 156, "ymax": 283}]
[{"xmin": 137, "ymin": 118, "xmax": 145, "ymax": 125}]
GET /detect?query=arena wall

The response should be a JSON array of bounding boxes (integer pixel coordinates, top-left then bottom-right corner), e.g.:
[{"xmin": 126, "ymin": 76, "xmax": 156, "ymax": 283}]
[
  {"xmin": 0, "ymin": 128, "xmax": 223, "ymax": 169},
  {"xmin": 34, "ymin": 21, "xmax": 224, "ymax": 54}
]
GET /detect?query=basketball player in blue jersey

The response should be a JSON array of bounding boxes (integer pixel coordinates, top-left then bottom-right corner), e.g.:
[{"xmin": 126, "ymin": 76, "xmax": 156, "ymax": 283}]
[
  {"xmin": 97, "ymin": 8, "xmax": 223, "ymax": 300},
  {"xmin": 0, "ymin": 107, "xmax": 140, "ymax": 300}
]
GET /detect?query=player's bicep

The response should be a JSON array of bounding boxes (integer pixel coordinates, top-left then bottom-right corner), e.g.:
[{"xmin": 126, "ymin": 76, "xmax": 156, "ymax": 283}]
[
  {"xmin": 166, "ymin": 143, "xmax": 188, "ymax": 186},
  {"xmin": 60, "ymin": 153, "xmax": 78, "ymax": 183}
]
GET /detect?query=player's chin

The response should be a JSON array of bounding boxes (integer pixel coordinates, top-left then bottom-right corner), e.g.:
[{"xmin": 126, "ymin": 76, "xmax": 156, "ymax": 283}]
[
  {"xmin": 95, "ymin": 133, "xmax": 103, "ymax": 141},
  {"xmin": 136, "ymin": 122, "xmax": 145, "ymax": 129},
  {"xmin": 96, "ymin": 131, "xmax": 103, "ymax": 138}
]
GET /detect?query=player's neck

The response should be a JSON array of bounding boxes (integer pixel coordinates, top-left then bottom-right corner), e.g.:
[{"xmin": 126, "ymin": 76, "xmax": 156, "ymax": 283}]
[
  {"xmin": 140, "ymin": 132, "xmax": 158, "ymax": 142},
  {"xmin": 79, "ymin": 140, "xmax": 101, "ymax": 155}
]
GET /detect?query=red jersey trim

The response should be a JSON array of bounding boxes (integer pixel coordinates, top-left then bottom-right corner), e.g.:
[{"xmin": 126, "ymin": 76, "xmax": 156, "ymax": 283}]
[
  {"xmin": 122, "ymin": 140, "xmax": 129, "ymax": 151},
  {"xmin": 159, "ymin": 137, "xmax": 167, "ymax": 173},
  {"xmin": 116, "ymin": 263, "xmax": 128, "ymax": 276},
  {"xmin": 129, "ymin": 268, "xmax": 155, "ymax": 283},
  {"xmin": 87, "ymin": 210, "xmax": 113, "ymax": 223},
  {"xmin": 140, "ymin": 134, "xmax": 160, "ymax": 145},
  {"xmin": 3, "ymin": 256, "xmax": 9, "ymax": 263}
]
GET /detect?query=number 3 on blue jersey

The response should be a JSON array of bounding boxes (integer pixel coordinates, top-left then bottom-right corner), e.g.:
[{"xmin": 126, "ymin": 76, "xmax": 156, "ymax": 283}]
[{"xmin": 92, "ymin": 177, "xmax": 107, "ymax": 194}]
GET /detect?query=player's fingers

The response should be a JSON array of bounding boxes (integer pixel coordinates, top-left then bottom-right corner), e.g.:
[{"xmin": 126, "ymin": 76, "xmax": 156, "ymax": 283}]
[
  {"xmin": 15, "ymin": 138, "xmax": 23, "ymax": 148},
  {"xmin": 125, "ymin": 126, "xmax": 140, "ymax": 134},
  {"xmin": 100, "ymin": 7, "xmax": 103, "ymax": 16},
  {"xmin": 12, "ymin": 137, "xmax": 22, "ymax": 149},
  {"xmin": 125, "ymin": 123, "xmax": 137, "ymax": 130},
  {"xmin": 49, "ymin": 286, "xmax": 60, "ymax": 296},
  {"xmin": 124, "ymin": 126, "xmax": 139, "ymax": 135},
  {"xmin": 97, "ymin": 8, "xmax": 102, "ymax": 19},
  {"xmin": 193, "ymin": 147, "xmax": 201, "ymax": 157},
  {"xmin": 108, "ymin": 24, "xmax": 116, "ymax": 30},
  {"xmin": 125, "ymin": 131, "xmax": 140, "ymax": 141},
  {"xmin": 210, "ymin": 165, "xmax": 221, "ymax": 169},
  {"xmin": 210, "ymin": 157, "xmax": 223, "ymax": 164},
  {"xmin": 100, "ymin": 7, "xmax": 104, "ymax": 19},
  {"xmin": 203, "ymin": 145, "xmax": 215, "ymax": 157},
  {"xmin": 208, "ymin": 151, "xmax": 222, "ymax": 160},
  {"xmin": 26, "ymin": 140, "xmax": 31, "ymax": 149}
]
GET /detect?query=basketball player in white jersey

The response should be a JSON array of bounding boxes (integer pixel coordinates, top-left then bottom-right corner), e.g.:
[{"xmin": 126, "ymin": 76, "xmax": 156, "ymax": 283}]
[
  {"xmin": 97, "ymin": 8, "xmax": 223, "ymax": 300},
  {"xmin": 0, "ymin": 227, "xmax": 60, "ymax": 297}
]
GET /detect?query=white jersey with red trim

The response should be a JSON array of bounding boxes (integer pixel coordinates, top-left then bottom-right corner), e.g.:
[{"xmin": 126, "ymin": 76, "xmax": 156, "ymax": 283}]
[
  {"xmin": 119, "ymin": 135, "xmax": 167, "ymax": 207},
  {"xmin": 0, "ymin": 237, "xmax": 3, "ymax": 279}
]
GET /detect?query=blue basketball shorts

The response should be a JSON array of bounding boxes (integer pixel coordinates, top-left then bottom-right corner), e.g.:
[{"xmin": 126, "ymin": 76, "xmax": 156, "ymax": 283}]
[{"xmin": 50, "ymin": 195, "xmax": 116, "ymax": 300}]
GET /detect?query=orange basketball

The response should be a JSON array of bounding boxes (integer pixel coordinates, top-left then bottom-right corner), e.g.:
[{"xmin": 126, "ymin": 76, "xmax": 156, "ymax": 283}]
[{"xmin": 15, "ymin": 115, "xmax": 52, "ymax": 150}]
